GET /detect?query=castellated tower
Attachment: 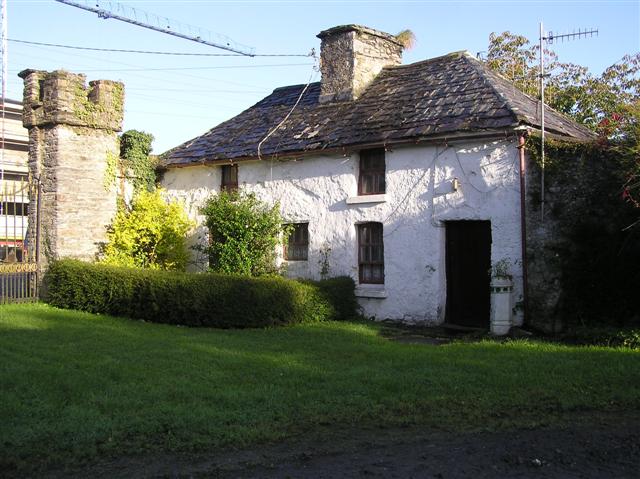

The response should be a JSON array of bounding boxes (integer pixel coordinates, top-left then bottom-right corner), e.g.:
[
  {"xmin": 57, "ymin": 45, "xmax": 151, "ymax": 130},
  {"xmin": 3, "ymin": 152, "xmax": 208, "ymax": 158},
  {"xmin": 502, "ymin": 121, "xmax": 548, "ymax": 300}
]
[{"xmin": 18, "ymin": 69, "xmax": 124, "ymax": 267}]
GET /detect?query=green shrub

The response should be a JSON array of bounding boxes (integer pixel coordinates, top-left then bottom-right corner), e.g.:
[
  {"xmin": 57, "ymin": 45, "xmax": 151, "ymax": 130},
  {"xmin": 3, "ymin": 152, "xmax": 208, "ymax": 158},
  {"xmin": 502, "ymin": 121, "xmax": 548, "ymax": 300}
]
[
  {"xmin": 101, "ymin": 189, "xmax": 193, "ymax": 271},
  {"xmin": 199, "ymin": 190, "xmax": 289, "ymax": 276},
  {"xmin": 43, "ymin": 260, "xmax": 358, "ymax": 328},
  {"xmin": 119, "ymin": 129, "xmax": 156, "ymax": 194},
  {"xmin": 304, "ymin": 276, "xmax": 361, "ymax": 322},
  {"xmin": 562, "ymin": 326, "xmax": 640, "ymax": 349}
]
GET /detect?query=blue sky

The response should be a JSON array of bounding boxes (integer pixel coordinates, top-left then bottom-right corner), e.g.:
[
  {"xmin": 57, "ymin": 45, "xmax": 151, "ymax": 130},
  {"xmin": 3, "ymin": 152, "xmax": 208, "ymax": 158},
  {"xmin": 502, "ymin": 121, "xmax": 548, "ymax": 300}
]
[{"xmin": 7, "ymin": 0, "xmax": 640, "ymax": 153}]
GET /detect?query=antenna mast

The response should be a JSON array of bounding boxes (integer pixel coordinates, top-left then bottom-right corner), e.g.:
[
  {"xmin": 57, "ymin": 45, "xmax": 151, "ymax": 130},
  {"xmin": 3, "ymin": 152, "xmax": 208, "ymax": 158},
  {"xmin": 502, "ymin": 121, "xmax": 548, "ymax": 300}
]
[
  {"xmin": 55, "ymin": 0, "xmax": 255, "ymax": 57},
  {"xmin": 1, "ymin": 0, "xmax": 7, "ymax": 184},
  {"xmin": 538, "ymin": 22, "xmax": 598, "ymax": 221}
]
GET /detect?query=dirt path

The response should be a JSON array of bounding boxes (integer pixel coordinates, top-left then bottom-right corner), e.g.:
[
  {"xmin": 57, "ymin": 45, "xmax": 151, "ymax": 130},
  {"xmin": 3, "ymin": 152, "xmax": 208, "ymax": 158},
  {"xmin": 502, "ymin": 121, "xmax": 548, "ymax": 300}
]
[{"xmin": 50, "ymin": 412, "xmax": 640, "ymax": 479}]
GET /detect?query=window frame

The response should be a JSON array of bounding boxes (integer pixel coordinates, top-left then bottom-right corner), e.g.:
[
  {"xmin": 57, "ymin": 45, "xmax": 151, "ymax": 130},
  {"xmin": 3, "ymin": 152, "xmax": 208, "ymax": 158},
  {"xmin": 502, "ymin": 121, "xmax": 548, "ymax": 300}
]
[
  {"xmin": 357, "ymin": 222, "xmax": 384, "ymax": 284},
  {"xmin": 284, "ymin": 222, "xmax": 309, "ymax": 261},
  {"xmin": 358, "ymin": 148, "xmax": 386, "ymax": 196},
  {"xmin": 220, "ymin": 164, "xmax": 238, "ymax": 192}
]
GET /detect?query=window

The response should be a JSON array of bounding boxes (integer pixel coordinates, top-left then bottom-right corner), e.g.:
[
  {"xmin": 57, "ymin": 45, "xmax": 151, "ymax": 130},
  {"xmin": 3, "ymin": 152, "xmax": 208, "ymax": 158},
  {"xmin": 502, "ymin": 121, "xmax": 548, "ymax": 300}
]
[
  {"xmin": 0, "ymin": 245, "xmax": 24, "ymax": 263},
  {"xmin": 284, "ymin": 223, "xmax": 309, "ymax": 261},
  {"xmin": 358, "ymin": 148, "xmax": 385, "ymax": 195},
  {"xmin": 0, "ymin": 202, "xmax": 29, "ymax": 216},
  {"xmin": 358, "ymin": 222, "xmax": 384, "ymax": 284},
  {"xmin": 221, "ymin": 164, "xmax": 238, "ymax": 192}
]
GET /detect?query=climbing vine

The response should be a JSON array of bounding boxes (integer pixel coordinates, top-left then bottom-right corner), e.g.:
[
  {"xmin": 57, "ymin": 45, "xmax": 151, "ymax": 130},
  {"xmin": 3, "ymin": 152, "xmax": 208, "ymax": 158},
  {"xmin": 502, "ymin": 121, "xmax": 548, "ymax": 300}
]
[
  {"xmin": 525, "ymin": 134, "xmax": 640, "ymax": 328},
  {"xmin": 119, "ymin": 130, "xmax": 156, "ymax": 193},
  {"xmin": 103, "ymin": 149, "xmax": 119, "ymax": 190},
  {"xmin": 72, "ymin": 80, "xmax": 124, "ymax": 129},
  {"xmin": 525, "ymin": 134, "xmax": 597, "ymax": 170}
]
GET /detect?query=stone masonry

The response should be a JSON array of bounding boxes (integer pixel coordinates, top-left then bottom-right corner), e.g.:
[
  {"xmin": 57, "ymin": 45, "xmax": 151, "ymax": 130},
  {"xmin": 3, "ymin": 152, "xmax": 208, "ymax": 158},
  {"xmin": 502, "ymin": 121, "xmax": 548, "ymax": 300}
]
[
  {"xmin": 317, "ymin": 25, "xmax": 403, "ymax": 103},
  {"xmin": 18, "ymin": 69, "xmax": 124, "ymax": 268}
]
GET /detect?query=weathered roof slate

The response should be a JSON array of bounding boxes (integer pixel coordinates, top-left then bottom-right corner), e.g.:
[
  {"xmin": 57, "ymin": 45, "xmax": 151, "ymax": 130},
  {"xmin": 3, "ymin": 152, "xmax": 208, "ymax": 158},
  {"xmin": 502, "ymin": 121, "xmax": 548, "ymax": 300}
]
[{"xmin": 163, "ymin": 51, "xmax": 595, "ymax": 167}]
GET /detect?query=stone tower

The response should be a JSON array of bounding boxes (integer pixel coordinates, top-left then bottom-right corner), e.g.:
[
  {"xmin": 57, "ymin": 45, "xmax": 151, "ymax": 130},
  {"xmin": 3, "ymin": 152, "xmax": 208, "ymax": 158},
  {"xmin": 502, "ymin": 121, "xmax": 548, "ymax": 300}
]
[{"xmin": 18, "ymin": 69, "xmax": 124, "ymax": 267}]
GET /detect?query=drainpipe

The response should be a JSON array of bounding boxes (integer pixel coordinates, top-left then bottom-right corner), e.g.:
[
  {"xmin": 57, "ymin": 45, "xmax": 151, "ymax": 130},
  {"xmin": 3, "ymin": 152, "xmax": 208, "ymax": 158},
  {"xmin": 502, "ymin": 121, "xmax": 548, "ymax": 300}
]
[{"xmin": 517, "ymin": 131, "xmax": 529, "ymax": 325}]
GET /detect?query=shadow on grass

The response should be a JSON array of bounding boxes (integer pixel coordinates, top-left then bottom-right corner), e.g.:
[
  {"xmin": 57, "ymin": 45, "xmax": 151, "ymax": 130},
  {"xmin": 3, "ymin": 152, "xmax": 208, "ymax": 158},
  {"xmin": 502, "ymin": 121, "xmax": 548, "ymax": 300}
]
[{"xmin": 1, "ymin": 303, "xmax": 639, "ymax": 473}]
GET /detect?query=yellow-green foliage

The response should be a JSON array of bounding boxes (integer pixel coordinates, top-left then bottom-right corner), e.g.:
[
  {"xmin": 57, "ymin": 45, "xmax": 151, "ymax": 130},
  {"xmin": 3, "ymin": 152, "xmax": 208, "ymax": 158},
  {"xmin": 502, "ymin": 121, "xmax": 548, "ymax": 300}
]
[{"xmin": 101, "ymin": 189, "xmax": 193, "ymax": 270}]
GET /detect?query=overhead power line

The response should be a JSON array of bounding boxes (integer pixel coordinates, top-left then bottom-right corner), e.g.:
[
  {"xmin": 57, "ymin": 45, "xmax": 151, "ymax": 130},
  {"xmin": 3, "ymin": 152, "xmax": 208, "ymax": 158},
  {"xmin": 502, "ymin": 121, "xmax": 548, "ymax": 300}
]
[
  {"xmin": 73, "ymin": 63, "xmax": 313, "ymax": 72},
  {"xmin": 10, "ymin": 42, "xmax": 276, "ymax": 90},
  {"xmin": 10, "ymin": 38, "xmax": 313, "ymax": 58}
]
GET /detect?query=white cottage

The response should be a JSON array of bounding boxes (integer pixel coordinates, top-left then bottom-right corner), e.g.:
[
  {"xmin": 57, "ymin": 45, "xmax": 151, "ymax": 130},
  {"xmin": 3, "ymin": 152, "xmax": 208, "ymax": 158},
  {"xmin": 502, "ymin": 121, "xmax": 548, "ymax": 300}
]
[{"xmin": 162, "ymin": 25, "xmax": 593, "ymax": 331}]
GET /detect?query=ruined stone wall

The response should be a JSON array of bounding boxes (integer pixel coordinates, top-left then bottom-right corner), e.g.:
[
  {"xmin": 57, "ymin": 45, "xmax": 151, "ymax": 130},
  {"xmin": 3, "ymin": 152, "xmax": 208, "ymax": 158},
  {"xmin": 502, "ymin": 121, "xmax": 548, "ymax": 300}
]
[
  {"xmin": 19, "ymin": 69, "xmax": 123, "ymax": 268},
  {"xmin": 524, "ymin": 159, "xmax": 565, "ymax": 332},
  {"xmin": 318, "ymin": 25, "xmax": 403, "ymax": 103},
  {"xmin": 523, "ymin": 140, "xmax": 636, "ymax": 332}
]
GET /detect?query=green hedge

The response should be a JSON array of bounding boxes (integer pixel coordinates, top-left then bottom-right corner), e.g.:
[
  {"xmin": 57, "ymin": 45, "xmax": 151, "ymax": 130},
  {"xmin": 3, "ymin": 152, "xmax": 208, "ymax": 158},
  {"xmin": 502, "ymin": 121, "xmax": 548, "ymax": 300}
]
[{"xmin": 43, "ymin": 260, "xmax": 359, "ymax": 328}]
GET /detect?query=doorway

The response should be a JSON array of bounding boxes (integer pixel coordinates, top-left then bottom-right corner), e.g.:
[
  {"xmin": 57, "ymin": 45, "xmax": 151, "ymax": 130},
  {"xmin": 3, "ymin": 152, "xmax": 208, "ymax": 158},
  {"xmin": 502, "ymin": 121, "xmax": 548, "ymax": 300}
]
[{"xmin": 445, "ymin": 220, "xmax": 491, "ymax": 328}]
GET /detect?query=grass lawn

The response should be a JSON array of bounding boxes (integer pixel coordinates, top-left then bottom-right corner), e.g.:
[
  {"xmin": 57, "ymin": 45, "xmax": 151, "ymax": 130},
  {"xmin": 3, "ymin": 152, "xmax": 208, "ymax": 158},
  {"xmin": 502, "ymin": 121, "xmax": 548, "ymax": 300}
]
[{"xmin": 1, "ymin": 303, "xmax": 639, "ymax": 472}]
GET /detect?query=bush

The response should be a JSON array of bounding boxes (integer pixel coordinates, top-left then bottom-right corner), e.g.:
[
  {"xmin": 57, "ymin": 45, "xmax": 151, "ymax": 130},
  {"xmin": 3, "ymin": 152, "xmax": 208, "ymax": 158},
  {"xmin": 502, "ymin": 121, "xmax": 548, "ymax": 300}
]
[
  {"xmin": 43, "ymin": 260, "xmax": 358, "ymax": 328},
  {"xmin": 562, "ymin": 326, "xmax": 640, "ymax": 350},
  {"xmin": 199, "ymin": 190, "xmax": 289, "ymax": 276},
  {"xmin": 101, "ymin": 189, "xmax": 193, "ymax": 271}
]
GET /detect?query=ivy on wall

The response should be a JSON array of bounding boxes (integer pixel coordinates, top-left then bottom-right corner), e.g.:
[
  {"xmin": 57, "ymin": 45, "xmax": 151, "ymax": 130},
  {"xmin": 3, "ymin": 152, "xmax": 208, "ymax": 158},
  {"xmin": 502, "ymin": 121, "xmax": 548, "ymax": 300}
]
[
  {"xmin": 119, "ymin": 130, "xmax": 156, "ymax": 193},
  {"xmin": 525, "ymin": 134, "xmax": 640, "ymax": 328}
]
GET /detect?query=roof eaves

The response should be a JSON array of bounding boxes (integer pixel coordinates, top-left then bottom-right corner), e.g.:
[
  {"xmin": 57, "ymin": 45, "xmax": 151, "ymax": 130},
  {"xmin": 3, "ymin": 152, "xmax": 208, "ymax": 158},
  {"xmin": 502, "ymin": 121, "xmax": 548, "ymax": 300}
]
[{"xmin": 161, "ymin": 127, "xmax": 525, "ymax": 169}]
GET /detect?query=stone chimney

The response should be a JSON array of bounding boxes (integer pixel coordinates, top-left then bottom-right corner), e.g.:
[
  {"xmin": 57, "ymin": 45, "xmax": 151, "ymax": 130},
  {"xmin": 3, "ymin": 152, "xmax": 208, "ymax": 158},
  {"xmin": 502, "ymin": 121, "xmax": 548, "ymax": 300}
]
[{"xmin": 317, "ymin": 25, "xmax": 403, "ymax": 103}]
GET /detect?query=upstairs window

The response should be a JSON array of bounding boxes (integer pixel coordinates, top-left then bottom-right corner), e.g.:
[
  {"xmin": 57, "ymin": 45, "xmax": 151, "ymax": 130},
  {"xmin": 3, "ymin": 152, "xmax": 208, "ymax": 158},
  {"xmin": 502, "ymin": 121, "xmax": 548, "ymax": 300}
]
[
  {"xmin": 221, "ymin": 164, "xmax": 238, "ymax": 192},
  {"xmin": 358, "ymin": 222, "xmax": 384, "ymax": 284},
  {"xmin": 284, "ymin": 223, "xmax": 309, "ymax": 261},
  {"xmin": 358, "ymin": 148, "xmax": 385, "ymax": 195}
]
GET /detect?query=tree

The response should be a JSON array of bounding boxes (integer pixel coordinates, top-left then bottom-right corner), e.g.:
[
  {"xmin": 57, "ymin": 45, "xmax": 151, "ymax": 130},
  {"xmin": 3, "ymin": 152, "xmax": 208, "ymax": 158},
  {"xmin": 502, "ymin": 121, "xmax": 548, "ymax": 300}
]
[
  {"xmin": 101, "ymin": 189, "xmax": 193, "ymax": 270},
  {"xmin": 486, "ymin": 31, "xmax": 640, "ymax": 136},
  {"xmin": 487, "ymin": 32, "xmax": 640, "ymax": 326},
  {"xmin": 487, "ymin": 31, "xmax": 640, "ymax": 206},
  {"xmin": 199, "ymin": 191, "xmax": 289, "ymax": 276}
]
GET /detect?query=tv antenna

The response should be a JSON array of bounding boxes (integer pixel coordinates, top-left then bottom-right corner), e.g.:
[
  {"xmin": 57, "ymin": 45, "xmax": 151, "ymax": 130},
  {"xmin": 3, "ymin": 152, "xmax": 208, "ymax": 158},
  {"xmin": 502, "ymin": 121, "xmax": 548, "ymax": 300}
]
[
  {"xmin": 54, "ymin": 0, "xmax": 255, "ymax": 57},
  {"xmin": 538, "ymin": 21, "xmax": 597, "ymax": 220}
]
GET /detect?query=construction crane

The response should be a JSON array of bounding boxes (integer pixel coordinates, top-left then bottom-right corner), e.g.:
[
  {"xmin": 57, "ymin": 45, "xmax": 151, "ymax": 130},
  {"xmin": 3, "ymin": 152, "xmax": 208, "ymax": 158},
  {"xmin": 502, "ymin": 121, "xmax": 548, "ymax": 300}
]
[{"xmin": 54, "ymin": 0, "xmax": 255, "ymax": 56}]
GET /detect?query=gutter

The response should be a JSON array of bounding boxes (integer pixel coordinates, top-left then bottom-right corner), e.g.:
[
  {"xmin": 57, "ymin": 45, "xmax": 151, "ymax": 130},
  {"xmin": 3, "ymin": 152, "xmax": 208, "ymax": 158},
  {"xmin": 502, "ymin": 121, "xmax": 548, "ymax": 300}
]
[{"xmin": 517, "ymin": 130, "xmax": 529, "ymax": 325}]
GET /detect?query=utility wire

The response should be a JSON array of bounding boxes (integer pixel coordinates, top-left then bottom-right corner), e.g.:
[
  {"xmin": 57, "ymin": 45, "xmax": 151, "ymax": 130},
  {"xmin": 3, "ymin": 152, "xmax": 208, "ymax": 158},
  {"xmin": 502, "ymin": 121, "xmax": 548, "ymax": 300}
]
[
  {"xmin": 11, "ymin": 43, "xmax": 268, "ymax": 89},
  {"xmin": 72, "ymin": 63, "xmax": 314, "ymax": 72},
  {"xmin": 126, "ymin": 87, "xmax": 267, "ymax": 93},
  {"xmin": 9, "ymin": 39, "xmax": 313, "ymax": 58}
]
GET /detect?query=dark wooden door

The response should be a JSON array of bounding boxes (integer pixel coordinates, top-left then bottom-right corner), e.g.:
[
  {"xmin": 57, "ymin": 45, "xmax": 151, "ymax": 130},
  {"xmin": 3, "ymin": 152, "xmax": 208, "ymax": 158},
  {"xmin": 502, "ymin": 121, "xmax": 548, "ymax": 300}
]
[{"xmin": 445, "ymin": 221, "xmax": 491, "ymax": 327}]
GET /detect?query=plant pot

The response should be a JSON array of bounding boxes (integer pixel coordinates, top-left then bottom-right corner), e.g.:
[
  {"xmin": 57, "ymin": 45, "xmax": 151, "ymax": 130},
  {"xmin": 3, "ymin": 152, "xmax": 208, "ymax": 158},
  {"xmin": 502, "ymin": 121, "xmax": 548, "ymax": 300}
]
[{"xmin": 490, "ymin": 276, "xmax": 513, "ymax": 336}]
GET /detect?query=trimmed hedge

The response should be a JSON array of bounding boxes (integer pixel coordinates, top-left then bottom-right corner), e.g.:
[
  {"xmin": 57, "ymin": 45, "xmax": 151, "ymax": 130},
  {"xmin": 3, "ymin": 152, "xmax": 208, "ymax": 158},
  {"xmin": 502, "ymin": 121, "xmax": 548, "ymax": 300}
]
[{"xmin": 43, "ymin": 260, "xmax": 359, "ymax": 328}]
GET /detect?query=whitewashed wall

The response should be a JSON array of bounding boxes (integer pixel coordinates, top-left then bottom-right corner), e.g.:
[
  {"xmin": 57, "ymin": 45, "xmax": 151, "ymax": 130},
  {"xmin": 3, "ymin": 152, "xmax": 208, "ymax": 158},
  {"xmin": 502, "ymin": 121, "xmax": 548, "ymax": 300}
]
[{"xmin": 163, "ymin": 138, "xmax": 524, "ymax": 325}]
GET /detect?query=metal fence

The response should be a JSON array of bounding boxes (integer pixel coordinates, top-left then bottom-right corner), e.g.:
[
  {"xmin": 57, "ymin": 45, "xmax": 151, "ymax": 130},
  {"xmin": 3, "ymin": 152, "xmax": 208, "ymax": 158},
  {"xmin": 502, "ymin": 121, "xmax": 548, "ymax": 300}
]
[{"xmin": 0, "ymin": 174, "xmax": 39, "ymax": 303}]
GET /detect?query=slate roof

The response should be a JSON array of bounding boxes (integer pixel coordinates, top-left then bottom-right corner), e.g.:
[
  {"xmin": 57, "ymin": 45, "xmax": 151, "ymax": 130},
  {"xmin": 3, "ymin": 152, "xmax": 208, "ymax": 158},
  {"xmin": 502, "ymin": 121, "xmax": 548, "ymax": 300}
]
[{"xmin": 163, "ymin": 51, "xmax": 595, "ymax": 167}]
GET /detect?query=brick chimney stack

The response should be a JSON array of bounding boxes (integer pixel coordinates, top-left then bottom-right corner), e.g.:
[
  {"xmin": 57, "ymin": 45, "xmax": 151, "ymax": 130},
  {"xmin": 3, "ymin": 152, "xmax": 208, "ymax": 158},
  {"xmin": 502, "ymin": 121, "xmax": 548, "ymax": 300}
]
[{"xmin": 317, "ymin": 25, "xmax": 403, "ymax": 103}]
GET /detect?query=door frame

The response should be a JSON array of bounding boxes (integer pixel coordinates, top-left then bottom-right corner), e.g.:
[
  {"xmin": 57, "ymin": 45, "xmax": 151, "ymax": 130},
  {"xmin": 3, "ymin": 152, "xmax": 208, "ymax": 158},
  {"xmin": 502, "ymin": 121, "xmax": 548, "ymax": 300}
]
[{"xmin": 444, "ymin": 220, "xmax": 492, "ymax": 328}]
